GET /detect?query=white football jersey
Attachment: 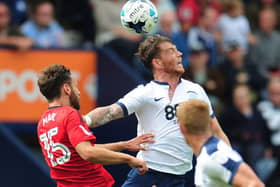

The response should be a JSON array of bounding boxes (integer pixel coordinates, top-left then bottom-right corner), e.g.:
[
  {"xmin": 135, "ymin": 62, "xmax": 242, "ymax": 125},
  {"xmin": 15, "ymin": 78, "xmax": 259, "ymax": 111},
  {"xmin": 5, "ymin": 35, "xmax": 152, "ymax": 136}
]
[
  {"xmin": 195, "ymin": 136, "xmax": 243, "ymax": 187},
  {"xmin": 117, "ymin": 79, "xmax": 214, "ymax": 175}
]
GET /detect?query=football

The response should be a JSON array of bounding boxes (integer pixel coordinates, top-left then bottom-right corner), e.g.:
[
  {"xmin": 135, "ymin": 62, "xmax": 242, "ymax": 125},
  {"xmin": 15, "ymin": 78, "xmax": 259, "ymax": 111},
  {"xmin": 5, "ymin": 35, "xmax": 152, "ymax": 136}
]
[{"xmin": 120, "ymin": 0, "xmax": 158, "ymax": 34}]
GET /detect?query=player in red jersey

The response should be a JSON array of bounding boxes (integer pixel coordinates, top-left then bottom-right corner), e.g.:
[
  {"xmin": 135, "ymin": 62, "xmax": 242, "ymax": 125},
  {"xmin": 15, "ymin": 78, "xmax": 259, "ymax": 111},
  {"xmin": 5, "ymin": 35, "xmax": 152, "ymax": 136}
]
[{"xmin": 37, "ymin": 64, "xmax": 153, "ymax": 187}]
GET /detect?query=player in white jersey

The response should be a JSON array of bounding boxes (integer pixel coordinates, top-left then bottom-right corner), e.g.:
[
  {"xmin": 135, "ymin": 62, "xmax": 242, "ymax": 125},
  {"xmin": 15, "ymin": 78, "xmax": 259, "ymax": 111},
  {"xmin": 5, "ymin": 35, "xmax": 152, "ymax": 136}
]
[
  {"xmin": 84, "ymin": 35, "xmax": 229, "ymax": 186},
  {"xmin": 177, "ymin": 99, "xmax": 264, "ymax": 187}
]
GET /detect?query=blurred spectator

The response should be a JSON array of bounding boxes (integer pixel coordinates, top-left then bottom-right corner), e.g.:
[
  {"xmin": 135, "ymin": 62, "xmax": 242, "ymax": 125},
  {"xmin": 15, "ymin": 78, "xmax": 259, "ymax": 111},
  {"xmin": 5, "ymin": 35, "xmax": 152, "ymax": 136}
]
[
  {"xmin": 258, "ymin": 77, "xmax": 280, "ymax": 153},
  {"xmin": 55, "ymin": 0, "xmax": 96, "ymax": 47},
  {"xmin": 188, "ymin": 6, "xmax": 220, "ymax": 66},
  {"xmin": 92, "ymin": 0, "xmax": 142, "ymax": 65},
  {"xmin": 151, "ymin": 0, "xmax": 180, "ymax": 36},
  {"xmin": 0, "ymin": 2, "xmax": 32, "ymax": 50},
  {"xmin": 153, "ymin": 0, "xmax": 176, "ymax": 13},
  {"xmin": 248, "ymin": 7, "xmax": 280, "ymax": 79},
  {"xmin": 156, "ymin": 10, "xmax": 178, "ymax": 38},
  {"xmin": 177, "ymin": 0, "xmax": 199, "ymax": 25},
  {"xmin": 0, "ymin": 0, "xmax": 27, "ymax": 25},
  {"xmin": 218, "ymin": 41, "xmax": 266, "ymax": 102},
  {"xmin": 257, "ymin": 77, "xmax": 280, "ymax": 186},
  {"xmin": 171, "ymin": 0, "xmax": 198, "ymax": 67},
  {"xmin": 171, "ymin": 0, "xmax": 180, "ymax": 6},
  {"xmin": 245, "ymin": 0, "xmax": 280, "ymax": 31},
  {"xmin": 217, "ymin": 0, "xmax": 256, "ymax": 53},
  {"xmin": 182, "ymin": 43, "xmax": 225, "ymax": 113},
  {"xmin": 219, "ymin": 84, "xmax": 271, "ymax": 174},
  {"xmin": 21, "ymin": 0, "xmax": 65, "ymax": 48}
]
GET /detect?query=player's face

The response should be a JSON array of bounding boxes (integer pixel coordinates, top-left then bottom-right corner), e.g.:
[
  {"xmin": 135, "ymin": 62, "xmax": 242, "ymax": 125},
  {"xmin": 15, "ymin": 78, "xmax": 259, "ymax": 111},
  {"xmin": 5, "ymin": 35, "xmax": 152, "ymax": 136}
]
[
  {"xmin": 69, "ymin": 79, "xmax": 80, "ymax": 110},
  {"xmin": 156, "ymin": 42, "xmax": 184, "ymax": 75}
]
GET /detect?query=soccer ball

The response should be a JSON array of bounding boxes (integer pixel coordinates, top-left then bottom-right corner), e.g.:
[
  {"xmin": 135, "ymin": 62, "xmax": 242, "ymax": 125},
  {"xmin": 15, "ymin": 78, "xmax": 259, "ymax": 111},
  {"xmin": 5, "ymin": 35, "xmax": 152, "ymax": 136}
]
[{"xmin": 120, "ymin": 0, "xmax": 158, "ymax": 34}]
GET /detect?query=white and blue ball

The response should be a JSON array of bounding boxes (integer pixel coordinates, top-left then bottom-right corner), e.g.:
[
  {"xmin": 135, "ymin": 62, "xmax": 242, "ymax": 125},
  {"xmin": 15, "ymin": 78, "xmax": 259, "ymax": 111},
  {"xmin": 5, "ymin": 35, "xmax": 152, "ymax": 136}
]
[{"xmin": 120, "ymin": 0, "xmax": 158, "ymax": 34}]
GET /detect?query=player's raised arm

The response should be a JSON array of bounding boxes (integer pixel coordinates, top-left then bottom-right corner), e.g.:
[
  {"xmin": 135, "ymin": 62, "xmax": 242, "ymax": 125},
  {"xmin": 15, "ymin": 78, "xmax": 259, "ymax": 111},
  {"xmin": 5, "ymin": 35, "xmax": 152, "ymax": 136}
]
[
  {"xmin": 84, "ymin": 103, "xmax": 124, "ymax": 128},
  {"xmin": 232, "ymin": 162, "xmax": 264, "ymax": 187}
]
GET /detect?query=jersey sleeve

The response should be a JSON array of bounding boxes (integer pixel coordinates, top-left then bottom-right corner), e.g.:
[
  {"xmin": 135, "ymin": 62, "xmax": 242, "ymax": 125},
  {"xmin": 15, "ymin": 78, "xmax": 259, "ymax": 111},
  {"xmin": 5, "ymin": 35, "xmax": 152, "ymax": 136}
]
[
  {"xmin": 117, "ymin": 85, "xmax": 145, "ymax": 116},
  {"xmin": 66, "ymin": 110, "xmax": 96, "ymax": 147},
  {"xmin": 207, "ymin": 148, "xmax": 243, "ymax": 184}
]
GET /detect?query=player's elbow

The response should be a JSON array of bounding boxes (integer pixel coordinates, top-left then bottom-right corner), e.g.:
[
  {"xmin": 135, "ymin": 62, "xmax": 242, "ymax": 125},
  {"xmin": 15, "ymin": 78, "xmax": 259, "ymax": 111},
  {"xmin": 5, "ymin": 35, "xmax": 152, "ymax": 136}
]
[
  {"xmin": 78, "ymin": 147, "xmax": 97, "ymax": 161},
  {"xmin": 79, "ymin": 147, "xmax": 92, "ymax": 161},
  {"xmin": 79, "ymin": 146, "xmax": 104, "ymax": 163},
  {"xmin": 255, "ymin": 180, "xmax": 265, "ymax": 187}
]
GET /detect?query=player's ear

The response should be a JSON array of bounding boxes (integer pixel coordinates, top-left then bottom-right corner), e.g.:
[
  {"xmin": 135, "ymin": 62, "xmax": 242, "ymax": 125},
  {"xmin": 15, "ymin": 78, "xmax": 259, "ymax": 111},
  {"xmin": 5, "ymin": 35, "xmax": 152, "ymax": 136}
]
[
  {"xmin": 179, "ymin": 124, "xmax": 186, "ymax": 135},
  {"xmin": 152, "ymin": 58, "xmax": 162, "ymax": 68},
  {"xmin": 62, "ymin": 83, "xmax": 72, "ymax": 95}
]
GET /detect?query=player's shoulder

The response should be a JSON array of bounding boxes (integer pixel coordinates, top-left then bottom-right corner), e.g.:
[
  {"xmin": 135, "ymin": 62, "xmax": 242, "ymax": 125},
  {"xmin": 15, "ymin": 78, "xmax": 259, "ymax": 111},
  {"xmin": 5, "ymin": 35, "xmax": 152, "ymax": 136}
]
[
  {"xmin": 131, "ymin": 80, "xmax": 165, "ymax": 93},
  {"xmin": 202, "ymin": 137, "xmax": 242, "ymax": 163},
  {"xmin": 180, "ymin": 78, "xmax": 203, "ymax": 91},
  {"xmin": 181, "ymin": 78, "xmax": 198, "ymax": 86}
]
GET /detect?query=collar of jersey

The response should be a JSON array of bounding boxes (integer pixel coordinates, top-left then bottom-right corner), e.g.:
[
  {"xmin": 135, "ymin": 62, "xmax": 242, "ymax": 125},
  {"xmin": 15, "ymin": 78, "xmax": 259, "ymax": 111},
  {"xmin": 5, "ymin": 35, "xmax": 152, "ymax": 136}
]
[
  {"xmin": 152, "ymin": 79, "xmax": 182, "ymax": 86},
  {"xmin": 48, "ymin": 106, "xmax": 62, "ymax": 109},
  {"xmin": 197, "ymin": 136, "xmax": 217, "ymax": 156}
]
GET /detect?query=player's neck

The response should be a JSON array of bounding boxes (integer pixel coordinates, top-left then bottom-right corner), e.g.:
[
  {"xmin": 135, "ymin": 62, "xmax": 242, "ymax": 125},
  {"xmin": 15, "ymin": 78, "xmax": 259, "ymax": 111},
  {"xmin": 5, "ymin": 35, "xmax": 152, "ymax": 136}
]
[
  {"xmin": 153, "ymin": 72, "xmax": 181, "ymax": 88},
  {"xmin": 188, "ymin": 134, "xmax": 211, "ymax": 156},
  {"xmin": 49, "ymin": 96, "xmax": 70, "ymax": 108},
  {"xmin": 154, "ymin": 72, "xmax": 181, "ymax": 100}
]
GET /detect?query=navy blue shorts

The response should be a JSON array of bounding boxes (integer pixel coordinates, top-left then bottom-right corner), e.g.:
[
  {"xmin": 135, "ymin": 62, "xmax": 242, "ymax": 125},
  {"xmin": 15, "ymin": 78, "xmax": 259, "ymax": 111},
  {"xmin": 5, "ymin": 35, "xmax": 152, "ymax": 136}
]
[{"xmin": 121, "ymin": 168, "xmax": 186, "ymax": 187}]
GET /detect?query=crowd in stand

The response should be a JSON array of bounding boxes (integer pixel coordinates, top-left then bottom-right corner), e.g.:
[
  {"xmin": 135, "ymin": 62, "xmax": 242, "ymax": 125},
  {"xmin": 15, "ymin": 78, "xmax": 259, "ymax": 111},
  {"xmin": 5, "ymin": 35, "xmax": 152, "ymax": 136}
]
[{"xmin": 1, "ymin": 0, "xmax": 280, "ymax": 186}]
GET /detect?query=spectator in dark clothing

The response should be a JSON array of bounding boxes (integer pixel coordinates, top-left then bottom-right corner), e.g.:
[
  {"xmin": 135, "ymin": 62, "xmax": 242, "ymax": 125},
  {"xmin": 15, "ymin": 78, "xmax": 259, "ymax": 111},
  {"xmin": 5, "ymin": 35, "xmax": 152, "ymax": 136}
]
[
  {"xmin": 218, "ymin": 41, "xmax": 266, "ymax": 102},
  {"xmin": 188, "ymin": 6, "xmax": 220, "ymax": 66},
  {"xmin": 219, "ymin": 84, "xmax": 271, "ymax": 173},
  {"xmin": 0, "ymin": 0, "xmax": 27, "ymax": 25},
  {"xmin": 248, "ymin": 7, "xmax": 280, "ymax": 79},
  {"xmin": 0, "ymin": 2, "xmax": 33, "ymax": 50},
  {"xmin": 55, "ymin": 0, "xmax": 96, "ymax": 46},
  {"xmin": 258, "ymin": 77, "xmax": 280, "ymax": 186},
  {"xmin": 182, "ymin": 43, "xmax": 225, "ymax": 114},
  {"xmin": 171, "ymin": 0, "xmax": 196, "ymax": 67}
]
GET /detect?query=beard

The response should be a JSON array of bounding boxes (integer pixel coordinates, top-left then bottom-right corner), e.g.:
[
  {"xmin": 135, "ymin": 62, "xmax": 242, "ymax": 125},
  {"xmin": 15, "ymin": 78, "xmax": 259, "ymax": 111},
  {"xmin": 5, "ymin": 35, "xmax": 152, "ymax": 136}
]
[{"xmin": 70, "ymin": 91, "xmax": 80, "ymax": 110}]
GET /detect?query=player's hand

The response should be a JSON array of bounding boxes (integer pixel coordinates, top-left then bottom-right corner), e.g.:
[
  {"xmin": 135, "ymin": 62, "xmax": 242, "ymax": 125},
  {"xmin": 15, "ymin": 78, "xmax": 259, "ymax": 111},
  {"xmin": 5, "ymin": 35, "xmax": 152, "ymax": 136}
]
[
  {"xmin": 125, "ymin": 133, "xmax": 155, "ymax": 151},
  {"xmin": 129, "ymin": 158, "xmax": 148, "ymax": 175}
]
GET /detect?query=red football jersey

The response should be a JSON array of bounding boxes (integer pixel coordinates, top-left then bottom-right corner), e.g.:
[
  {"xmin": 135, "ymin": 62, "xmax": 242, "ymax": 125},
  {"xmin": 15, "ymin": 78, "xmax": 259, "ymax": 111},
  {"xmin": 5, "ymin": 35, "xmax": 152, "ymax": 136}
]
[{"xmin": 37, "ymin": 106, "xmax": 114, "ymax": 187}]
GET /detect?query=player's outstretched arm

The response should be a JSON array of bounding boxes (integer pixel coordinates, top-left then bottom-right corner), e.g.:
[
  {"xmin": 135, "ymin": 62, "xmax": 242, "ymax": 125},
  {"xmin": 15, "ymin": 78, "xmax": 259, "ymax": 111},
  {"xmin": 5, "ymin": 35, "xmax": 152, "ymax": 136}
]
[
  {"xmin": 84, "ymin": 103, "xmax": 124, "ymax": 128},
  {"xmin": 210, "ymin": 117, "xmax": 231, "ymax": 146},
  {"xmin": 95, "ymin": 133, "xmax": 155, "ymax": 152},
  {"xmin": 75, "ymin": 141, "xmax": 148, "ymax": 174},
  {"xmin": 232, "ymin": 162, "xmax": 265, "ymax": 187}
]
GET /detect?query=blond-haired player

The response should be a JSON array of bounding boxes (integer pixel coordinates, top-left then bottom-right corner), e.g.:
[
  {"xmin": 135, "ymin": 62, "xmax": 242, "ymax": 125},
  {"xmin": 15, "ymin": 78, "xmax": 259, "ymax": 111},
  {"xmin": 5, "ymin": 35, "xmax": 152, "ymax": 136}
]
[{"xmin": 177, "ymin": 99, "xmax": 264, "ymax": 187}]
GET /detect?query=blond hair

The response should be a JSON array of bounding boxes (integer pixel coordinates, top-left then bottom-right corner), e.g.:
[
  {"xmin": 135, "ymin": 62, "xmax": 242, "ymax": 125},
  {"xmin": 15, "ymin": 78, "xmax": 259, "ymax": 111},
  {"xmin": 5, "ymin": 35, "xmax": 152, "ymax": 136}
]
[{"xmin": 177, "ymin": 99, "xmax": 210, "ymax": 135}]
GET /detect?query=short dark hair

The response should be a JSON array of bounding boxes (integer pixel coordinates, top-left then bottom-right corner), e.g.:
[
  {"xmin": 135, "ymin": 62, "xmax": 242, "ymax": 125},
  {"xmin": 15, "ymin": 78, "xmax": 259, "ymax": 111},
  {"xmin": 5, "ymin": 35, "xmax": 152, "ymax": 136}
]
[
  {"xmin": 37, "ymin": 64, "xmax": 71, "ymax": 102},
  {"xmin": 136, "ymin": 34, "xmax": 171, "ymax": 70},
  {"xmin": 223, "ymin": 0, "xmax": 243, "ymax": 13},
  {"xmin": 31, "ymin": 0, "xmax": 53, "ymax": 14}
]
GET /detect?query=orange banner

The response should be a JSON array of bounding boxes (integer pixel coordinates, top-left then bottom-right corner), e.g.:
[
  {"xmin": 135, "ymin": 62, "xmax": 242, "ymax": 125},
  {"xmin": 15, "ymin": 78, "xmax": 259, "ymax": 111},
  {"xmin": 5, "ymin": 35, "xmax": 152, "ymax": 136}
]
[{"xmin": 0, "ymin": 50, "xmax": 97, "ymax": 122}]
